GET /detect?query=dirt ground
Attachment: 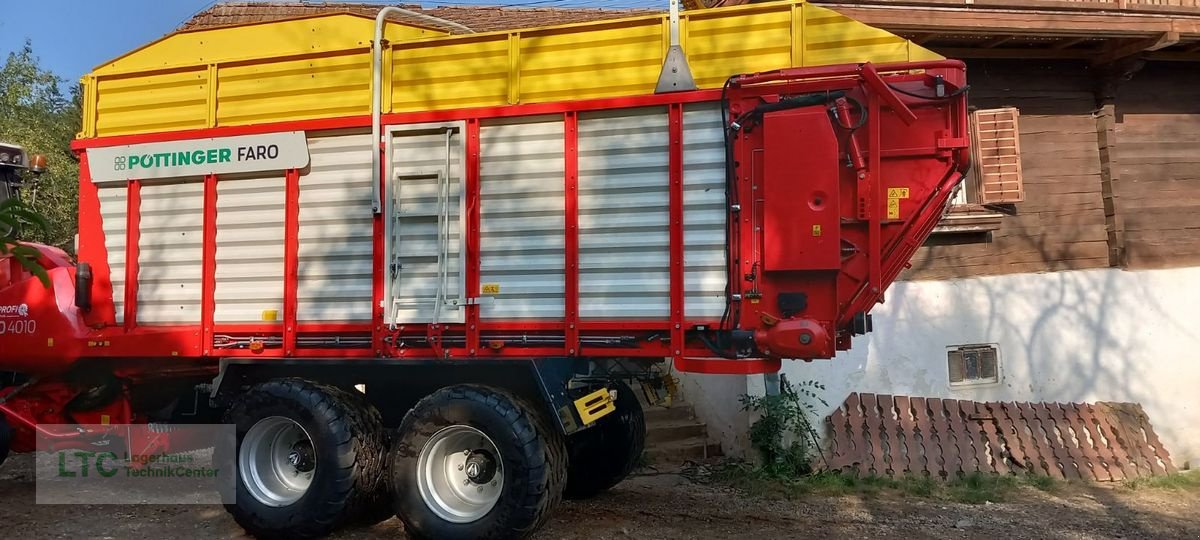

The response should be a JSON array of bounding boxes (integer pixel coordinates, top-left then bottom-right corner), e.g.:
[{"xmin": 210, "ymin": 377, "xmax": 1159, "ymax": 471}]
[{"xmin": 1, "ymin": 453, "xmax": 1197, "ymax": 539}]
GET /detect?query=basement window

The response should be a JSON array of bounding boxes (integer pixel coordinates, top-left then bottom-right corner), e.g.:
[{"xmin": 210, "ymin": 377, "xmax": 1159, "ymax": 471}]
[{"xmin": 947, "ymin": 344, "xmax": 1001, "ymax": 387}]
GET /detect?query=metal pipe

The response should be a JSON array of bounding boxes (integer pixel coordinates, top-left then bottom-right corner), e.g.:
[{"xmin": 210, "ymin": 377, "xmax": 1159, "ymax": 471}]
[{"xmin": 371, "ymin": 7, "xmax": 473, "ymax": 214}]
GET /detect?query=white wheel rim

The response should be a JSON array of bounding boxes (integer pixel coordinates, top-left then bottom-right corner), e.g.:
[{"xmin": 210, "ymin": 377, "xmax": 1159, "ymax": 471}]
[
  {"xmin": 417, "ymin": 425, "xmax": 504, "ymax": 523},
  {"xmin": 239, "ymin": 416, "xmax": 316, "ymax": 507}
]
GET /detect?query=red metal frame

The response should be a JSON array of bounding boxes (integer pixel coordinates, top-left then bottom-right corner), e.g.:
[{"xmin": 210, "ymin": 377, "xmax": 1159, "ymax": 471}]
[
  {"xmin": 283, "ymin": 168, "xmax": 300, "ymax": 355},
  {"xmin": 201, "ymin": 174, "xmax": 218, "ymax": 356},
  {"xmin": 563, "ymin": 112, "xmax": 580, "ymax": 356},
  {"xmin": 29, "ymin": 61, "xmax": 967, "ymax": 376},
  {"xmin": 465, "ymin": 119, "xmax": 482, "ymax": 357},
  {"xmin": 122, "ymin": 179, "xmax": 141, "ymax": 330}
]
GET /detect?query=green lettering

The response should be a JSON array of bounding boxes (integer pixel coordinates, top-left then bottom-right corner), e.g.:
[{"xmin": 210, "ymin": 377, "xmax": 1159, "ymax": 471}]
[
  {"xmin": 218, "ymin": 148, "xmax": 231, "ymax": 163},
  {"xmin": 206, "ymin": 149, "xmax": 218, "ymax": 163},
  {"xmin": 96, "ymin": 452, "xmax": 119, "ymax": 478},
  {"xmin": 192, "ymin": 150, "xmax": 205, "ymax": 164},
  {"xmin": 141, "ymin": 154, "xmax": 153, "ymax": 168},
  {"xmin": 57, "ymin": 452, "xmax": 76, "ymax": 477},
  {"xmin": 178, "ymin": 151, "xmax": 191, "ymax": 165},
  {"xmin": 127, "ymin": 155, "xmax": 141, "ymax": 169}
]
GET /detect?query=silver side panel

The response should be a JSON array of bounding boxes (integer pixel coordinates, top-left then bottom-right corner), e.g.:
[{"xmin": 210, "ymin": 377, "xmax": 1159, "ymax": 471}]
[
  {"xmin": 214, "ymin": 174, "xmax": 285, "ymax": 323},
  {"xmin": 298, "ymin": 132, "xmax": 374, "ymax": 322},
  {"xmin": 479, "ymin": 115, "xmax": 565, "ymax": 320},
  {"xmin": 577, "ymin": 107, "xmax": 671, "ymax": 319},
  {"xmin": 137, "ymin": 179, "xmax": 204, "ymax": 324},
  {"xmin": 682, "ymin": 103, "xmax": 727, "ymax": 320},
  {"xmin": 97, "ymin": 184, "xmax": 128, "ymax": 324},
  {"xmin": 387, "ymin": 123, "xmax": 465, "ymax": 325}
]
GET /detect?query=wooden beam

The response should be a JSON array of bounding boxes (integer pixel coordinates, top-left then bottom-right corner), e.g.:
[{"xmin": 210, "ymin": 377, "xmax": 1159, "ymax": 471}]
[
  {"xmin": 819, "ymin": 4, "xmax": 1200, "ymax": 38},
  {"xmin": 932, "ymin": 47, "xmax": 1093, "ymax": 59},
  {"xmin": 981, "ymin": 35, "xmax": 1016, "ymax": 48},
  {"xmin": 1051, "ymin": 36, "xmax": 1090, "ymax": 49},
  {"xmin": 910, "ymin": 32, "xmax": 940, "ymax": 45},
  {"xmin": 1093, "ymin": 103, "xmax": 1126, "ymax": 268},
  {"xmin": 1093, "ymin": 31, "xmax": 1182, "ymax": 65},
  {"xmin": 1144, "ymin": 50, "xmax": 1200, "ymax": 61}
]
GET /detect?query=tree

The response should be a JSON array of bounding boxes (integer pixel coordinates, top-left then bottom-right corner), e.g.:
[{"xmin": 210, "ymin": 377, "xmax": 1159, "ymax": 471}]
[{"xmin": 0, "ymin": 41, "xmax": 80, "ymax": 252}]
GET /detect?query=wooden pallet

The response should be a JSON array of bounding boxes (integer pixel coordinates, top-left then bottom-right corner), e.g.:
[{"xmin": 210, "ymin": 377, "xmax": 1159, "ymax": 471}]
[{"xmin": 826, "ymin": 393, "xmax": 1176, "ymax": 481}]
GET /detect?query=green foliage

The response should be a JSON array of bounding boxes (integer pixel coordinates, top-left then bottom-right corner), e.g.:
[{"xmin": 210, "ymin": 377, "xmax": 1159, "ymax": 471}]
[
  {"xmin": 0, "ymin": 197, "xmax": 51, "ymax": 286},
  {"xmin": 0, "ymin": 41, "xmax": 81, "ymax": 251},
  {"xmin": 738, "ymin": 376, "xmax": 827, "ymax": 477}
]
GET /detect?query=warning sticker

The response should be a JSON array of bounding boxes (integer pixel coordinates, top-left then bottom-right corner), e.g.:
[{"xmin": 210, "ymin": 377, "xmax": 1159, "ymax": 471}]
[
  {"xmin": 887, "ymin": 187, "xmax": 910, "ymax": 199},
  {"xmin": 812, "ymin": 224, "xmax": 822, "ymax": 236},
  {"xmin": 886, "ymin": 198, "xmax": 901, "ymax": 220},
  {"xmin": 482, "ymin": 283, "xmax": 501, "ymax": 295}
]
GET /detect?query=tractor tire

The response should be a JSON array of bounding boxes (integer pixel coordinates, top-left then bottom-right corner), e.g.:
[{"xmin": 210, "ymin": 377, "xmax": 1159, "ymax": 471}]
[
  {"xmin": 221, "ymin": 379, "xmax": 388, "ymax": 540},
  {"xmin": 563, "ymin": 380, "xmax": 646, "ymax": 499},
  {"xmin": 328, "ymin": 386, "xmax": 394, "ymax": 526},
  {"xmin": 0, "ymin": 412, "xmax": 10, "ymax": 468},
  {"xmin": 390, "ymin": 385, "xmax": 567, "ymax": 540}
]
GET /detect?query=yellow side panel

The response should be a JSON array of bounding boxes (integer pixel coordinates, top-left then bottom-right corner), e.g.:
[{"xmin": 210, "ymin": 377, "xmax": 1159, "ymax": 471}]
[
  {"xmin": 391, "ymin": 36, "xmax": 511, "ymax": 112},
  {"xmin": 519, "ymin": 20, "xmax": 663, "ymax": 102},
  {"xmin": 801, "ymin": 5, "xmax": 911, "ymax": 66},
  {"xmin": 217, "ymin": 51, "xmax": 372, "ymax": 126},
  {"xmin": 85, "ymin": 1, "xmax": 944, "ymax": 139},
  {"xmin": 686, "ymin": 7, "xmax": 793, "ymax": 89},
  {"xmin": 95, "ymin": 69, "xmax": 208, "ymax": 136},
  {"xmin": 94, "ymin": 15, "xmax": 443, "ymax": 76}
]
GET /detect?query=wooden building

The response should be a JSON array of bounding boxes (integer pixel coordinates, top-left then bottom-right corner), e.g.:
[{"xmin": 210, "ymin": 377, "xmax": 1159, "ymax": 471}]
[
  {"xmin": 679, "ymin": 0, "xmax": 1200, "ymax": 468},
  {"xmin": 804, "ymin": 0, "xmax": 1200, "ymax": 277}
]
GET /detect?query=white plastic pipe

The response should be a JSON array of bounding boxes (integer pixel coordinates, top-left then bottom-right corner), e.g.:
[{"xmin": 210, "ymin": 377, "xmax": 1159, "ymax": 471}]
[{"xmin": 371, "ymin": 7, "xmax": 473, "ymax": 213}]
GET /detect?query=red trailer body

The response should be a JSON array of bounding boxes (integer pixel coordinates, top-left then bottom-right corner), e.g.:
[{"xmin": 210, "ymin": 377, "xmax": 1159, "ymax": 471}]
[{"xmin": 0, "ymin": 60, "xmax": 968, "ymax": 540}]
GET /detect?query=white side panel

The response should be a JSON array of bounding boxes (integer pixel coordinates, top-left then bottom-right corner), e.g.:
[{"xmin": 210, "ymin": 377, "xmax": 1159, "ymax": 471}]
[
  {"xmin": 137, "ymin": 179, "xmax": 204, "ymax": 324},
  {"xmin": 97, "ymin": 185, "xmax": 128, "ymax": 324},
  {"xmin": 577, "ymin": 107, "xmax": 670, "ymax": 319},
  {"xmin": 389, "ymin": 125, "xmax": 464, "ymax": 324},
  {"xmin": 682, "ymin": 103, "xmax": 728, "ymax": 320},
  {"xmin": 214, "ymin": 174, "xmax": 285, "ymax": 323},
  {"xmin": 297, "ymin": 132, "xmax": 374, "ymax": 322},
  {"xmin": 479, "ymin": 116, "xmax": 565, "ymax": 320}
]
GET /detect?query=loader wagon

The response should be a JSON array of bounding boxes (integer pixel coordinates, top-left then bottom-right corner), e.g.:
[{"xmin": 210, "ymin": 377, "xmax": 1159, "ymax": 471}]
[{"xmin": 0, "ymin": 2, "xmax": 969, "ymax": 538}]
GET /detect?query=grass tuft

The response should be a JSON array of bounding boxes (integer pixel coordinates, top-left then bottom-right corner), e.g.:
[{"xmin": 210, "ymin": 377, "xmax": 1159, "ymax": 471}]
[
  {"xmin": 710, "ymin": 460, "xmax": 1067, "ymax": 504},
  {"xmin": 1122, "ymin": 470, "xmax": 1200, "ymax": 491}
]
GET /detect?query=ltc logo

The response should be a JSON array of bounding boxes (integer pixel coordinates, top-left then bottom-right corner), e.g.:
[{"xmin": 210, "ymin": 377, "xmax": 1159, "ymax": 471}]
[
  {"xmin": 0, "ymin": 304, "xmax": 28, "ymax": 318},
  {"xmin": 113, "ymin": 156, "xmax": 127, "ymax": 171}
]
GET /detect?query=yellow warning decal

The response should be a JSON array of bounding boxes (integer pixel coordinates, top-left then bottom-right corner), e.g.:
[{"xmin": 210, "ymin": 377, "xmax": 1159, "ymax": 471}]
[
  {"xmin": 812, "ymin": 224, "xmax": 822, "ymax": 236},
  {"xmin": 888, "ymin": 187, "xmax": 910, "ymax": 199},
  {"xmin": 887, "ymin": 198, "xmax": 901, "ymax": 219},
  {"xmin": 481, "ymin": 283, "xmax": 501, "ymax": 295}
]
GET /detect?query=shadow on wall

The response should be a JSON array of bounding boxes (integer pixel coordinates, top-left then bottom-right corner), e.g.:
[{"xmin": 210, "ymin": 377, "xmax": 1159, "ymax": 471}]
[{"xmin": 783, "ymin": 265, "xmax": 1200, "ymax": 468}]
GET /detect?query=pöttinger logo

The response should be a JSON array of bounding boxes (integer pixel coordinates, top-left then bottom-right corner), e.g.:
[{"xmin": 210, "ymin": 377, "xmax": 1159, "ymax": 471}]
[{"xmin": 114, "ymin": 155, "xmax": 126, "ymax": 171}]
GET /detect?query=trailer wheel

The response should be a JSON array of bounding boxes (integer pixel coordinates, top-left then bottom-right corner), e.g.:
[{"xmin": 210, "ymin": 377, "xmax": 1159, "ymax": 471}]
[
  {"xmin": 222, "ymin": 379, "xmax": 387, "ymax": 539},
  {"xmin": 0, "ymin": 412, "xmax": 10, "ymax": 468},
  {"xmin": 563, "ymin": 380, "xmax": 645, "ymax": 499},
  {"xmin": 329, "ymin": 386, "xmax": 394, "ymax": 526},
  {"xmin": 390, "ymin": 385, "xmax": 567, "ymax": 540}
]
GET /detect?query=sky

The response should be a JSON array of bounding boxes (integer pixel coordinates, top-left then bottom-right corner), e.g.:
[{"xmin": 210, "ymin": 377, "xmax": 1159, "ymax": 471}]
[{"xmin": 0, "ymin": 0, "xmax": 663, "ymax": 85}]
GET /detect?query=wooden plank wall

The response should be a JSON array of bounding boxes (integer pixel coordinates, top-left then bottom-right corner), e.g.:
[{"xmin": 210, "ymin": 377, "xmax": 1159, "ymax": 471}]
[
  {"xmin": 1113, "ymin": 63, "xmax": 1200, "ymax": 269},
  {"xmin": 904, "ymin": 60, "xmax": 1111, "ymax": 280}
]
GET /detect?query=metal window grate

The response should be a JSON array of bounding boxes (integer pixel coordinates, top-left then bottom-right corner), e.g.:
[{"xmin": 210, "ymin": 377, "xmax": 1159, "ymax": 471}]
[{"xmin": 948, "ymin": 344, "xmax": 999, "ymax": 385}]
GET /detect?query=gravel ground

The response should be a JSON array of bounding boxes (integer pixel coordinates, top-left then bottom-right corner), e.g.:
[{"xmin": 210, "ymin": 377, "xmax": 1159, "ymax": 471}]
[{"xmin": 1, "ymin": 453, "xmax": 1197, "ymax": 539}]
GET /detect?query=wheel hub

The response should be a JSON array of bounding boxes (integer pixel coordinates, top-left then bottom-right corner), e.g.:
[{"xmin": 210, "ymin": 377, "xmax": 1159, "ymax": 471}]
[
  {"xmin": 287, "ymin": 440, "xmax": 315, "ymax": 473},
  {"xmin": 239, "ymin": 416, "xmax": 316, "ymax": 507},
  {"xmin": 416, "ymin": 425, "xmax": 505, "ymax": 523},
  {"xmin": 464, "ymin": 450, "xmax": 497, "ymax": 484}
]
